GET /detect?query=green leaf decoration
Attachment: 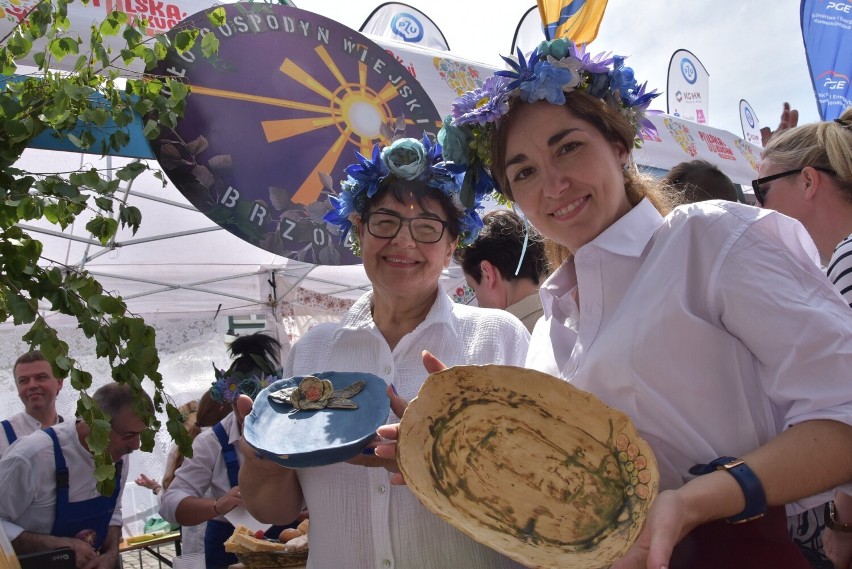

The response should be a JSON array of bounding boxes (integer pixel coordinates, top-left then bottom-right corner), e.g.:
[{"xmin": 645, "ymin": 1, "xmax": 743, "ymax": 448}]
[{"xmin": 0, "ymin": 0, "xmax": 207, "ymax": 494}]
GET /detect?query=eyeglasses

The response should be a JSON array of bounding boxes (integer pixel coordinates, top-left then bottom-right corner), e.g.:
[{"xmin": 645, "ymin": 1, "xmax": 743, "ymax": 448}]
[
  {"xmin": 111, "ymin": 424, "xmax": 145, "ymax": 441},
  {"xmin": 751, "ymin": 169, "xmax": 803, "ymax": 206},
  {"xmin": 751, "ymin": 167, "xmax": 835, "ymax": 206},
  {"xmin": 364, "ymin": 211, "xmax": 448, "ymax": 243}
]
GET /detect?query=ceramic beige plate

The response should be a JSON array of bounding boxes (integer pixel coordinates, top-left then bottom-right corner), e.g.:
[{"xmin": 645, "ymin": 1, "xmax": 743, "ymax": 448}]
[{"xmin": 398, "ymin": 365, "xmax": 659, "ymax": 569}]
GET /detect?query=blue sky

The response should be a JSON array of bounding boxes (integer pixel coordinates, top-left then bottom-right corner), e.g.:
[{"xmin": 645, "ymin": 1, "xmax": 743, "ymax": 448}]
[{"xmin": 294, "ymin": 0, "xmax": 821, "ymax": 139}]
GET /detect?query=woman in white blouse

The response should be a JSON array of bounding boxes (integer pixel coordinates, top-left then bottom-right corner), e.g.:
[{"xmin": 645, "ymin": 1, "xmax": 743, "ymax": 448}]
[
  {"xmin": 378, "ymin": 40, "xmax": 852, "ymax": 569},
  {"xmin": 238, "ymin": 136, "xmax": 530, "ymax": 569}
]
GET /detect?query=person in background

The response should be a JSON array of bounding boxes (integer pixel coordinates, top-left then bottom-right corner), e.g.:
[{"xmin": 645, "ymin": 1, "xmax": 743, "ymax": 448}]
[
  {"xmin": 454, "ymin": 209, "xmax": 549, "ymax": 332},
  {"xmin": 159, "ymin": 333, "xmax": 293, "ymax": 569},
  {"xmin": 377, "ymin": 38, "xmax": 852, "ymax": 569},
  {"xmin": 1, "ymin": 351, "xmax": 65, "ymax": 459},
  {"xmin": 757, "ymin": 107, "xmax": 852, "ymax": 303},
  {"xmin": 663, "ymin": 159, "xmax": 743, "ymax": 203},
  {"xmin": 756, "ymin": 107, "xmax": 852, "ymax": 569},
  {"xmin": 237, "ymin": 136, "xmax": 531, "ymax": 569},
  {"xmin": 0, "ymin": 382, "xmax": 151, "ymax": 569}
]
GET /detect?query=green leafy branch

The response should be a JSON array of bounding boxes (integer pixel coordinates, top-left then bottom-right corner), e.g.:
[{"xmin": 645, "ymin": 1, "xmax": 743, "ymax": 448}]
[{"xmin": 0, "ymin": 0, "xmax": 226, "ymax": 493}]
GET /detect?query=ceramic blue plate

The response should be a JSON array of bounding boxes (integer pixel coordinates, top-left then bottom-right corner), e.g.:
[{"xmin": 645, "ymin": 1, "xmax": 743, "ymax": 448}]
[{"xmin": 244, "ymin": 371, "xmax": 390, "ymax": 468}]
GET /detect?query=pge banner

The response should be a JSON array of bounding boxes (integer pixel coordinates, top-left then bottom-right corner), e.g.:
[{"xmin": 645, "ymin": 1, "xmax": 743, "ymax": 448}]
[
  {"xmin": 666, "ymin": 49, "xmax": 710, "ymax": 125},
  {"xmin": 537, "ymin": 0, "xmax": 608, "ymax": 45},
  {"xmin": 739, "ymin": 99, "xmax": 762, "ymax": 147},
  {"xmin": 359, "ymin": 2, "xmax": 450, "ymax": 51},
  {"xmin": 800, "ymin": 0, "xmax": 852, "ymax": 121},
  {"xmin": 151, "ymin": 4, "xmax": 442, "ymax": 265}
]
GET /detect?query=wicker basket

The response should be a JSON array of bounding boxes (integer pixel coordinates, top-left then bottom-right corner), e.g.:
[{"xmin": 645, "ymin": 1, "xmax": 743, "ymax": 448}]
[{"xmin": 236, "ymin": 549, "xmax": 308, "ymax": 568}]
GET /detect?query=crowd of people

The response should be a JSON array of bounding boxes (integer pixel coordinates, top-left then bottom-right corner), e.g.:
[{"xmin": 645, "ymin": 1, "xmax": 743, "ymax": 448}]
[{"xmin": 1, "ymin": 35, "xmax": 852, "ymax": 569}]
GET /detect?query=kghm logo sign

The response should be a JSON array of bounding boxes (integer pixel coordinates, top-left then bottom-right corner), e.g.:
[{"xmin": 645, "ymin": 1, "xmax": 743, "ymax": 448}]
[
  {"xmin": 391, "ymin": 12, "xmax": 423, "ymax": 43},
  {"xmin": 675, "ymin": 90, "xmax": 702, "ymax": 103},
  {"xmin": 680, "ymin": 58, "xmax": 697, "ymax": 85}
]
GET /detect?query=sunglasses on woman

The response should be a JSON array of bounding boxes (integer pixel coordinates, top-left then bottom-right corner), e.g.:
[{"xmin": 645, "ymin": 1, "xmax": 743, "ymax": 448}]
[{"xmin": 751, "ymin": 167, "xmax": 835, "ymax": 206}]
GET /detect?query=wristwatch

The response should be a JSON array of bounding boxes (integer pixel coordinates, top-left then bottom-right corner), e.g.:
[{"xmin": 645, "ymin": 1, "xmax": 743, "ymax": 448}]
[
  {"xmin": 688, "ymin": 456, "xmax": 767, "ymax": 524},
  {"xmin": 825, "ymin": 500, "xmax": 852, "ymax": 533}
]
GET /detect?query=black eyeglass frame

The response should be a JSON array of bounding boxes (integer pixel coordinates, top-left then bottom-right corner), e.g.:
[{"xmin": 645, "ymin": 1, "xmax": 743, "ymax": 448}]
[
  {"xmin": 363, "ymin": 211, "xmax": 449, "ymax": 244},
  {"xmin": 751, "ymin": 167, "xmax": 835, "ymax": 206}
]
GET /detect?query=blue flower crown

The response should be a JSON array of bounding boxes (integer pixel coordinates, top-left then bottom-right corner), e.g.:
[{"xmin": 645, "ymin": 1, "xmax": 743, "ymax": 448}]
[
  {"xmin": 438, "ymin": 39, "xmax": 661, "ymax": 195},
  {"xmin": 209, "ymin": 365, "xmax": 280, "ymax": 404},
  {"xmin": 323, "ymin": 134, "xmax": 486, "ymax": 249}
]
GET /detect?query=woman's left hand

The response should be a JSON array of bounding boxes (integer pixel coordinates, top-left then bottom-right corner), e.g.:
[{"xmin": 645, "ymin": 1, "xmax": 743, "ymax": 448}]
[{"xmin": 610, "ymin": 490, "xmax": 696, "ymax": 569}]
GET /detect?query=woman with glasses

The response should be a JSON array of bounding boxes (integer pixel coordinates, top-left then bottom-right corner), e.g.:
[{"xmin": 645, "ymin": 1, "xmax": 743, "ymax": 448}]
[
  {"xmin": 754, "ymin": 107, "xmax": 852, "ymax": 569},
  {"xmin": 372, "ymin": 40, "xmax": 852, "ymax": 569},
  {"xmin": 237, "ymin": 136, "xmax": 530, "ymax": 569},
  {"xmin": 755, "ymin": 107, "xmax": 852, "ymax": 304}
]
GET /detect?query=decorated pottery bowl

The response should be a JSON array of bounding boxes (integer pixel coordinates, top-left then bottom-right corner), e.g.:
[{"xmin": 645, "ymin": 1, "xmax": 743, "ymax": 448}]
[
  {"xmin": 398, "ymin": 365, "xmax": 659, "ymax": 569},
  {"xmin": 245, "ymin": 371, "xmax": 389, "ymax": 468}
]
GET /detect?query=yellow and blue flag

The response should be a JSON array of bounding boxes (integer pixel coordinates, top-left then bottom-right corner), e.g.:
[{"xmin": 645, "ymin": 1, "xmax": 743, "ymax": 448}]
[{"xmin": 537, "ymin": 0, "xmax": 609, "ymax": 45}]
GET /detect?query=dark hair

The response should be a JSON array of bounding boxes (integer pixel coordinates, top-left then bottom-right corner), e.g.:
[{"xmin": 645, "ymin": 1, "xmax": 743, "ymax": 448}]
[
  {"xmin": 454, "ymin": 210, "xmax": 549, "ymax": 285},
  {"xmin": 363, "ymin": 177, "xmax": 462, "ymax": 240},
  {"xmin": 664, "ymin": 159, "xmax": 739, "ymax": 203},
  {"xmin": 227, "ymin": 333, "xmax": 281, "ymax": 376},
  {"xmin": 489, "ymin": 91, "xmax": 679, "ymax": 267},
  {"xmin": 93, "ymin": 382, "xmax": 154, "ymax": 420},
  {"xmin": 13, "ymin": 350, "xmax": 60, "ymax": 380}
]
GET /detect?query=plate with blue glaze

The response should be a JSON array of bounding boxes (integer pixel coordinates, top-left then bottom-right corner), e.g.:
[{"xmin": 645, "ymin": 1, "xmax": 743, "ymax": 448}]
[{"xmin": 244, "ymin": 371, "xmax": 390, "ymax": 468}]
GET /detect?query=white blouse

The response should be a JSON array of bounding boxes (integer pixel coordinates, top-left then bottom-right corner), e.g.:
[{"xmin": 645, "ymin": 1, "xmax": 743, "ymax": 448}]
[
  {"xmin": 286, "ymin": 291, "xmax": 530, "ymax": 569},
  {"xmin": 528, "ymin": 199, "xmax": 852, "ymax": 501}
]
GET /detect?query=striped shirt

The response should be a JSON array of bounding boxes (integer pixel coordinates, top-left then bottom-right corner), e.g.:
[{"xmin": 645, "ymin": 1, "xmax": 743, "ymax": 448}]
[{"xmin": 827, "ymin": 233, "xmax": 852, "ymax": 307}]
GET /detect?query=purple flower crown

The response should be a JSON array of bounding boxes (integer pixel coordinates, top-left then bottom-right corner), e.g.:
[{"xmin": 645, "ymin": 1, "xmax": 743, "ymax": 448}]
[
  {"xmin": 209, "ymin": 366, "xmax": 280, "ymax": 403},
  {"xmin": 438, "ymin": 39, "xmax": 661, "ymax": 195},
  {"xmin": 323, "ymin": 134, "xmax": 486, "ymax": 249}
]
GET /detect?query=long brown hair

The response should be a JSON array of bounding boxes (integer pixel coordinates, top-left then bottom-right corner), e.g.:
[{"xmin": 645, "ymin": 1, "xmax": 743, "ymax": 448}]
[{"xmin": 489, "ymin": 92, "xmax": 679, "ymax": 266}]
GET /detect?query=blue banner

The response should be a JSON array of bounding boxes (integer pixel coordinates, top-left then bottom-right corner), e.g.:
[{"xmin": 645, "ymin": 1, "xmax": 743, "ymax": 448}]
[
  {"xmin": 800, "ymin": 0, "xmax": 852, "ymax": 121},
  {"xmin": 1, "ymin": 75, "xmax": 154, "ymax": 159}
]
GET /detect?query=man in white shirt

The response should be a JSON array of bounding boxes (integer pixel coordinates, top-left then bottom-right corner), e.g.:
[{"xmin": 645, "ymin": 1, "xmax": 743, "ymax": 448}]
[
  {"xmin": 0, "ymin": 351, "xmax": 65, "ymax": 458},
  {"xmin": 0, "ymin": 383, "xmax": 151, "ymax": 569}
]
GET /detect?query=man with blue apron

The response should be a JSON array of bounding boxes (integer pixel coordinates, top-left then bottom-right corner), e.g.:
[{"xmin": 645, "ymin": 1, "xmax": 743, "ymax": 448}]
[
  {"xmin": 0, "ymin": 383, "xmax": 151, "ymax": 569},
  {"xmin": 1, "ymin": 351, "xmax": 64, "ymax": 459}
]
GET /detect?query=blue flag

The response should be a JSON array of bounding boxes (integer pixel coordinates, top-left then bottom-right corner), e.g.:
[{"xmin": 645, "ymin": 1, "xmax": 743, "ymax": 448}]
[{"xmin": 800, "ymin": 0, "xmax": 852, "ymax": 121}]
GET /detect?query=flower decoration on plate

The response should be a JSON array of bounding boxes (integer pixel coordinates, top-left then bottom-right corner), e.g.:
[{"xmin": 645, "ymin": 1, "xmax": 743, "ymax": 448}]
[
  {"xmin": 210, "ymin": 366, "xmax": 281, "ymax": 404},
  {"xmin": 268, "ymin": 376, "xmax": 368, "ymax": 412},
  {"xmin": 323, "ymin": 133, "xmax": 487, "ymax": 253},
  {"xmin": 439, "ymin": 38, "xmax": 661, "ymax": 197}
]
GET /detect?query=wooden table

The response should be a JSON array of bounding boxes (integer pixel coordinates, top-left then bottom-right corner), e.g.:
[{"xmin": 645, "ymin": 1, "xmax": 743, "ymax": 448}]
[{"xmin": 119, "ymin": 531, "xmax": 182, "ymax": 568}]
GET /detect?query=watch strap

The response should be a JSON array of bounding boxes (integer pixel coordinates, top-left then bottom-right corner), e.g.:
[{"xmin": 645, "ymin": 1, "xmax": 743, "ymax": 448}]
[
  {"xmin": 689, "ymin": 456, "xmax": 767, "ymax": 524},
  {"xmin": 825, "ymin": 500, "xmax": 852, "ymax": 533}
]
